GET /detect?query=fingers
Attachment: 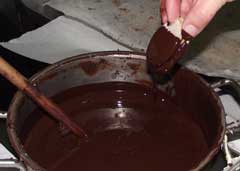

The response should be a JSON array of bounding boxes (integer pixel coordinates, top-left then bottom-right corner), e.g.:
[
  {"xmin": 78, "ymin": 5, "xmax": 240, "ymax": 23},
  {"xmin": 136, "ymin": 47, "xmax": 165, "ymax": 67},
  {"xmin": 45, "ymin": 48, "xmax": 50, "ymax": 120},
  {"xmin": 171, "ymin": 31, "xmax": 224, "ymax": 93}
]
[
  {"xmin": 160, "ymin": 0, "xmax": 227, "ymax": 37},
  {"xmin": 180, "ymin": 0, "xmax": 193, "ymax": 19},
  {"xmin": 166, "ymin": 0, "xmax": 181, "ymax": 23},
  {"xmin": 160, "ymin": 0, "xmax": 168, "ymax": 24},
  {"xmin": 183, "ymin": 0, "xmax": 227, "ymax": 37},
  {"xmin": 160, "ymin": 0, "xmax": 181, "ymax": 24}
]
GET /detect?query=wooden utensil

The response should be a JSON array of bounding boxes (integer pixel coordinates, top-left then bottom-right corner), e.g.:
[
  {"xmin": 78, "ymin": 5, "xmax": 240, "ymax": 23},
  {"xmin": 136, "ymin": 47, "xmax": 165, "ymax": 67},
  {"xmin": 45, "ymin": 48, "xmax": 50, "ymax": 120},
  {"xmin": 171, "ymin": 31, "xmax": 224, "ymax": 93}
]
[{"xmin": 0, "ymin": 56, "xmax": 87, "ymax": 139}]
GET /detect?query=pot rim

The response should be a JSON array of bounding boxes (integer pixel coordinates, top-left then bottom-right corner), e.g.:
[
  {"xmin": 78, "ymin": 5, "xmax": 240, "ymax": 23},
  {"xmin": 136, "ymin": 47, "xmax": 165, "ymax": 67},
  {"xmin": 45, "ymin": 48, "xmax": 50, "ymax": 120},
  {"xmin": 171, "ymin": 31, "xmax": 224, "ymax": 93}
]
[{"xmin": 6, "ymin": 51, "xmax": 226, "ymax": 171}]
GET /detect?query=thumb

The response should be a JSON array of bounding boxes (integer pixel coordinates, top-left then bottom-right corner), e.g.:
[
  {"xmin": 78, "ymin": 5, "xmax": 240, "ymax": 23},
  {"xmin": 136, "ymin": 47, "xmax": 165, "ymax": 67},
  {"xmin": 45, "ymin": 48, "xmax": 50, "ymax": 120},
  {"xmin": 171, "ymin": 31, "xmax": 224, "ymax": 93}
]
[{"xmin": 183, "ymin": 0, "xmax": 227, "ymax": 37}]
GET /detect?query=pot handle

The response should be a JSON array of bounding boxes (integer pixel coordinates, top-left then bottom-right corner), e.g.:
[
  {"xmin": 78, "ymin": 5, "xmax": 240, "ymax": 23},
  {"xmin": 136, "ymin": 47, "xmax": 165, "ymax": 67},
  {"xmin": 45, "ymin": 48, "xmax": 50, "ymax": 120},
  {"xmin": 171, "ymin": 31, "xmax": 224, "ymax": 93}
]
[
  {"xmin": 211, "ymin": 79, "xmax": 240, "ymax": 168},
  {"xmin": 0, "ymin": 112, "xmax": 26, "ymax": 170},
  {"xmin": 0, "ymin": 159, "xmax": 25, "ymax": 171},
  {"xmin": 211, "ymin": 79, "xmax": 240, "ymax": 98},
  {"xmin": 211, "ymin": 79, "xmax": 240, "ymax": 132}
]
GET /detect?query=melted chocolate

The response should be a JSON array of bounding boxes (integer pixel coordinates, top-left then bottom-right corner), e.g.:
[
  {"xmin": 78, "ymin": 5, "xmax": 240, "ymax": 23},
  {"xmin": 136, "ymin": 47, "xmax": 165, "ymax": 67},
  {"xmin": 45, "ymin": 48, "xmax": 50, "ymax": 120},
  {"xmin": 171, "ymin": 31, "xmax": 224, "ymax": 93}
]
[
  {"xmin": 22, "ymin": 82, "xmax": 208, "ymax": 171},
  {"xmin": 147, "ymin": 26, "xmax": 192, "ymax": 74}
]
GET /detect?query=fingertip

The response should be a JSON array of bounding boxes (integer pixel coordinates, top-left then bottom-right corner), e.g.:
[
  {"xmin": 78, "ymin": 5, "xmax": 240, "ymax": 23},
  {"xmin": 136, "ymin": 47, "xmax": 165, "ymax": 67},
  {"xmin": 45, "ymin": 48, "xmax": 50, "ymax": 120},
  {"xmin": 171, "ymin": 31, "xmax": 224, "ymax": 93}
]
[
  {"xmin": 166, "ymin": 0, "xmax": 181, "ymax": 23},
  {"xmin": 161, "ymin": 13, "xmax": 168, "ymax": 24},
  {"xmin": 183, "ymin": 24, "xmax": 199, "ymax": 37},
  {"xmin": 182, "ymin": 0, "xmax": 226, "ymax": 37}
]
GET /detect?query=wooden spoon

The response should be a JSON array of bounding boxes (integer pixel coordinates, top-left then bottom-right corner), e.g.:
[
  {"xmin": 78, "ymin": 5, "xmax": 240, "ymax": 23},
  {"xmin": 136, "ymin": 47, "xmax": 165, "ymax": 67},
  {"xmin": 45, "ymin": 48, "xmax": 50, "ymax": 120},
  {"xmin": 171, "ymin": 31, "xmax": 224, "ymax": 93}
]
[{"xmin": 0, "ymin": 56, "xmax": 87, "ymax": 139}]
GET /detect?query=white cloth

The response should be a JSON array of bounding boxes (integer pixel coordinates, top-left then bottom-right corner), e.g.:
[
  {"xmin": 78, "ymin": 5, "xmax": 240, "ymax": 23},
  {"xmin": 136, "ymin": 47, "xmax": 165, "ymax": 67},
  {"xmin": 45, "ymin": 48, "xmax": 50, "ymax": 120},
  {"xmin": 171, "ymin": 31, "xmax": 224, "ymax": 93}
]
[
  {"xmin": 0, "ymin": 144, "xmax": 16, "ymax": 160},
  {"xmin": 0, "ymin": 16, "xmax": 129, "ymax": 64}
]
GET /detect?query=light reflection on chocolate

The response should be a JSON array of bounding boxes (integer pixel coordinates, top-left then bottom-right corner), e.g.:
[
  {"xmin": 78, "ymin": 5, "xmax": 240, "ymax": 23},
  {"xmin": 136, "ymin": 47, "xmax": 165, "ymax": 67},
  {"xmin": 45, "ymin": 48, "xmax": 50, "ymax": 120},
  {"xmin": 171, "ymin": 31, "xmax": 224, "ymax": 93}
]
[{"xmin": 22, "ymin": 82, "xmax": 208, "ymax": 171}]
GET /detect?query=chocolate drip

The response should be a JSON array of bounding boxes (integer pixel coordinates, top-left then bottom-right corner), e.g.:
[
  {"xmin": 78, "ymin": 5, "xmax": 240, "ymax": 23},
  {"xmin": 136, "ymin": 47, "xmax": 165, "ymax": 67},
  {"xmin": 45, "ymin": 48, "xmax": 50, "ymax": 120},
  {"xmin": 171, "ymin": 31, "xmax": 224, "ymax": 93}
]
[{"xmin": 147, "ymin": 26, "xmax": 192, "ymax": 75}]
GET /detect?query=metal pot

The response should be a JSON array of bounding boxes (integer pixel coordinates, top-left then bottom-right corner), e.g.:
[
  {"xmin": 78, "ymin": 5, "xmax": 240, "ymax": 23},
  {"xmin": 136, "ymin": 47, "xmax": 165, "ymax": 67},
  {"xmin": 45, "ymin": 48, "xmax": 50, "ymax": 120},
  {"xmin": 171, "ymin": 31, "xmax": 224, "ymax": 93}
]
[{"xmin": 6, "ymin": 51, "xmax": 225, "ymax": 170}]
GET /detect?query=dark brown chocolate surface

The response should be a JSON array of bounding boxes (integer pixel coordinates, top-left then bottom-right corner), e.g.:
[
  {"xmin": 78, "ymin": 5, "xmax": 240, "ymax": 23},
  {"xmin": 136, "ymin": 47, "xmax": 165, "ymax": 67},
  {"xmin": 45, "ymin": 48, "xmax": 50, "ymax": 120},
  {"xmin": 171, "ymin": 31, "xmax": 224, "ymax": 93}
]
[
  {"xmin": 147, "ymin": 27, "xmax": 192, "ymax": 74},
  {"xmin": 22, "ymin": 82, "xmax": 209, "ymax": 171}
]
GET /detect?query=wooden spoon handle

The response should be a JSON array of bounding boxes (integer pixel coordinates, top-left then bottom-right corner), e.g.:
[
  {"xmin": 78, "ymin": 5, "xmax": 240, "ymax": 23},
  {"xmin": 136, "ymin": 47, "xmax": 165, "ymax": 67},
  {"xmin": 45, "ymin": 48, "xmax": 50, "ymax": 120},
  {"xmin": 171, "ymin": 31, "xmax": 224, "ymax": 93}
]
[{"xmin": 0, "ymin": 56, "xmax": 87, "ymax": 138}]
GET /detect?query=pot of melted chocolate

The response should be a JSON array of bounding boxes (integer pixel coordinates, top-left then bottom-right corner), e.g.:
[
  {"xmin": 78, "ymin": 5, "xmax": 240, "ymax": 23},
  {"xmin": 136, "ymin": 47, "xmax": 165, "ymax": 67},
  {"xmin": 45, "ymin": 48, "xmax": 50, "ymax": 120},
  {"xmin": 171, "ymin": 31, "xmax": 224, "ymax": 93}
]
[{"xmin": 7, "ymin": 52, "xmax": 225, "ymax": 171}]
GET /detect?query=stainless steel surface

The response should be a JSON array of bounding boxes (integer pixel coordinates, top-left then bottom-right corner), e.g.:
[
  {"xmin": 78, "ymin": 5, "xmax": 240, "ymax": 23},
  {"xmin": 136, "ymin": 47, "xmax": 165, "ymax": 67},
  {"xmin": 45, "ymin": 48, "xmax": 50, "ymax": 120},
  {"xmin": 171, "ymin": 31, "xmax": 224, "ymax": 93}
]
[
  {"xmin": 0, "ymin": 111, "xmax": 25, "ymax": 170},
  {"xmin": 0, "ymin": 159, "xmax": 25, "ymax": 171},
  {"xmin": 211, "ymin": 79, "xmax": 240, "ymax": 170},
  {"xmin": 224, "ymin": 157, "xmax": 240, "ymax": 171},
  {"xmin": 212, "ymin": 79, "xmax": 240, "ymax": 133}
]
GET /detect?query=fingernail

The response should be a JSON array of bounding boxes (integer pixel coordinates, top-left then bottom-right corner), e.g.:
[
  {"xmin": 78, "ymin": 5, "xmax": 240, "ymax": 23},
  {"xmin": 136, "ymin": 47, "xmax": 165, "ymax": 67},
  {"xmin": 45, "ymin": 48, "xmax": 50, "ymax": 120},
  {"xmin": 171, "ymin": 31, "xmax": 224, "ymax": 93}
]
[{"xmin": 183, "ymin": 24, "xmax": 199, "ymax": 37}]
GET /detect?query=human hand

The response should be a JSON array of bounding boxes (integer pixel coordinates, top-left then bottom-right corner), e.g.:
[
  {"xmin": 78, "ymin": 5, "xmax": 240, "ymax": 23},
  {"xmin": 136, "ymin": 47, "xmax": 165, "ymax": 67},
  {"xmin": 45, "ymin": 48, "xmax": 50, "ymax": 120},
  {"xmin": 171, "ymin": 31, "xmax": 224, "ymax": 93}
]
[{"xmin": 160, "ymin": 0, "xmax": 232, "ymax": 37}]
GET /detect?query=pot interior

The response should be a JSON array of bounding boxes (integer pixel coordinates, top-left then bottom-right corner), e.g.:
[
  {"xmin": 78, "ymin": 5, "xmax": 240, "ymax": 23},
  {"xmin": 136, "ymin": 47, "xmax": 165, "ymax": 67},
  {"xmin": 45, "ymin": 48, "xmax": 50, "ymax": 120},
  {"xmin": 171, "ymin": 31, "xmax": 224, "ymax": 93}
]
[{"xmin": 7, "ymin": 52, "xmax": 225, "ymax": 171}]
